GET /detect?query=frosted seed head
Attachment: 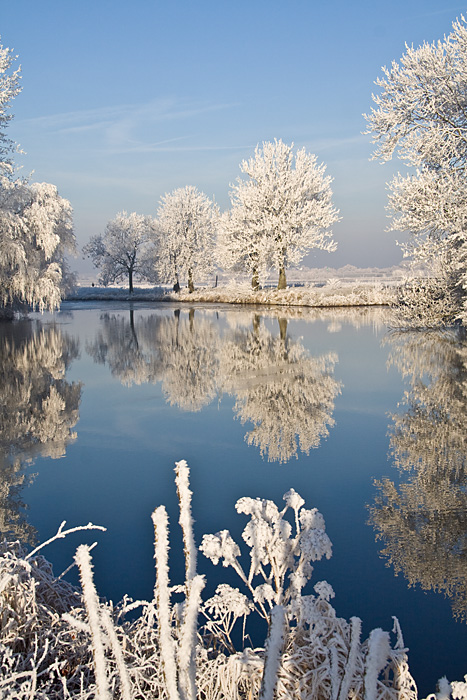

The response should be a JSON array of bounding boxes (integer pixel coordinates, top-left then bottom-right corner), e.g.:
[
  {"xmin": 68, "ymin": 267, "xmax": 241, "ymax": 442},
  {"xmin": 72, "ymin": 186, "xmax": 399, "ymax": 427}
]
[
  {"xmin": 299, "ymin": 528, "xmax": 333, "ymax": 561},
  {"xmin": 283, "ymin": 488, "xmax": 305, "ymax": 511},
  {"xmin": 200, "ymin": 530, "xmax": 240, "ymax": 567},
  {"xmin": 314, "ymin": 581, "xmax": 335, "ymax": 601},
  {"xmin": 205, "ymin": 584, "xmax": 253, "ymax": 618},
  {"xmin": 253, "ymin": 583, "xmax": 276, "ymax": 605},
  {"xmin": 299, "ymin": 507, "xmax": 325, "ymax": 531}
]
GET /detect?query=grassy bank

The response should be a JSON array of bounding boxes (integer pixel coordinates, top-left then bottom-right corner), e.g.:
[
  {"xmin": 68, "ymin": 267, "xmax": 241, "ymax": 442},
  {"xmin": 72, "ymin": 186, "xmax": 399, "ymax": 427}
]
[{"xmin": 66, "ymin": 280, "xmax": 396, "ymax": 308}]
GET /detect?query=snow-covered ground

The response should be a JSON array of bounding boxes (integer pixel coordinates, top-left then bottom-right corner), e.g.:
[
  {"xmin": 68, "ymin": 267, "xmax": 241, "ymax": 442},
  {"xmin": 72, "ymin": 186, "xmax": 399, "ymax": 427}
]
[{"xmin": 69, "ymin": 265, "xmax": 404, "ymax": 307}]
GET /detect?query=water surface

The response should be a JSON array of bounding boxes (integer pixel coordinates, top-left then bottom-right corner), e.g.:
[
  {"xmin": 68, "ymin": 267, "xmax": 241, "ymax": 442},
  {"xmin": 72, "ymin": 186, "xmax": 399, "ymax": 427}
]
[{"xmin": 1, "ymin": 301, "xmax": 466, "ymax": 696}]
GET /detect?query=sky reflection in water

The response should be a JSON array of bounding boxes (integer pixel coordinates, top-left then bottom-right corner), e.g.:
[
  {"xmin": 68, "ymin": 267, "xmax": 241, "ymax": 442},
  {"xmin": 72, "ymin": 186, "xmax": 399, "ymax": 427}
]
[{"xmin": 0, "ymin": 302, "xmax": 466, "ymax": 696}]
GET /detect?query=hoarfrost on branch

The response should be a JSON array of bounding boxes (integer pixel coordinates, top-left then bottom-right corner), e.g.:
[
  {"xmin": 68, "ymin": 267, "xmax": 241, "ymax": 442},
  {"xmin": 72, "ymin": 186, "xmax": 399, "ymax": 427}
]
[{"xmin": 365, "ymin": 16, "xmax": 467, "ymax": 326}]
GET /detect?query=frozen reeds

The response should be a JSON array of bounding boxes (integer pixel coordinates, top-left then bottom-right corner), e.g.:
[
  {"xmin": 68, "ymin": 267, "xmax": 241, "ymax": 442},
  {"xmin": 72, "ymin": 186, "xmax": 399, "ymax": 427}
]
[{"xmin": 0, "ymin": 460, "xmax": 464, "ymax": 699}]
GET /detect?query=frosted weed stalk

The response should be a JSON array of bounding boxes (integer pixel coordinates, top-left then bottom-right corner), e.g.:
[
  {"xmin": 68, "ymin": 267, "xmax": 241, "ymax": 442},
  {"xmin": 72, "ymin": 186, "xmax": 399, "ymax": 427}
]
[{"xmin": 0, "ymin": 459, "xmax": 465, "ymax": 699}]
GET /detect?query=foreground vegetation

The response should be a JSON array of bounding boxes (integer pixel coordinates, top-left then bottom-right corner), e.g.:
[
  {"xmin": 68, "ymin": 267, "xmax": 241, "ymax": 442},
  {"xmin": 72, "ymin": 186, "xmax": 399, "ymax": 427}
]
[{"xmin": 1, "ymin": 461, "xmax": 465, "ymax": 699}]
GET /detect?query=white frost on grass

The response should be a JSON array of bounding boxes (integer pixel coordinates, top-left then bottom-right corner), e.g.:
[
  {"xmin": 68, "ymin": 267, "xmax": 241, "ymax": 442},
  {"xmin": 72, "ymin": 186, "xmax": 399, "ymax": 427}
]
[
  {"xmin": 67, "ymin": 283, "xmax": 396, "ymax": 307},
  {"xmin": 0, "ymin": 459, "xmax": 463, "ymax": 699}
]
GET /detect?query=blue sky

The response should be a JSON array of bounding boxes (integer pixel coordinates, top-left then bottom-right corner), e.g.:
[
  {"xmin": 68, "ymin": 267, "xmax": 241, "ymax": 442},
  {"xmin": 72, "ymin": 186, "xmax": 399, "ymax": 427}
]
[{"xmin": 2, "ymin": 0, "xmax": 464, "ymax": 273}]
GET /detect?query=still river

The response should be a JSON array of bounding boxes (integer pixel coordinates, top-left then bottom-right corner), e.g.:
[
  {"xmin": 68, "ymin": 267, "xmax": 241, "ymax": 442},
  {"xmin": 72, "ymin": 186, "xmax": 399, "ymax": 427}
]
[{"xmin": 1, "ymin": 301, "xmax": 466, "ymax": 696}]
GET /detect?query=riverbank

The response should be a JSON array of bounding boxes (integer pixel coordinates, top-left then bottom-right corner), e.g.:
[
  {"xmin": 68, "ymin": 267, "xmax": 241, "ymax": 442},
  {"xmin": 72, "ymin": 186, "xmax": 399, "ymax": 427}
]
[{"xmin": 66, "ymin": 280, "xmax": 397, "ymax": 307}]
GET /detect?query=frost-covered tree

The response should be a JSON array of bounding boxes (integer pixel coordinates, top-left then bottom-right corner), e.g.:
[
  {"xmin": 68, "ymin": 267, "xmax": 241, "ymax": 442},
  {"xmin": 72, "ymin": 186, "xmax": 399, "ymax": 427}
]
[
  {"xmin": 0, "ymin": 178, "xmax": 76, "ymax": 315},
  {"xmin": 154, "ymin": 186, "xmax": 218, "ymax": 292},
  {"xmin": 0, "ymin": 38, "xmax": 21, "ymax": 176},
  {"xmin": 365, "ymin": 16, "xmax": 467, "ymax": 326},
  {"xmin": 218, "ymin": 139, "xmax": 339, "ymax": 290},
  {"xmin": 84, "ymin": 211, "xmax": 153, "ymax": 293},
  {"xmin": 0, "ymin": 38, "xmax": 76, "ymax": 316}
]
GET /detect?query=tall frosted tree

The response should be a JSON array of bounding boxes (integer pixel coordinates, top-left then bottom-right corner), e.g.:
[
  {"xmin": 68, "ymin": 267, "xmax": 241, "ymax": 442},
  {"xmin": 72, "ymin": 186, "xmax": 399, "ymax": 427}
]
[
  {"xmin": 0, "ymin": 178, "xmax": 75, "ymax": 314},
  {"xmin": 0, "ymin": 38, "xmax": 76, "ymax": 316},
  {"xmin": 0, "ymin": 39, "xmax": 21, "ymax": 176},
  {"xmin": 365, "ymin": 16, "xmax": 467, "ymax": 327},
  {"xmin": 218, "ymin": 139, "xmax": 339, "ymax": 290},
  {"xmin": 154, "ymin": 186, "xmax": 218, "ymax": 292},
  {"xmin": 84, "ymin": 211, "xmax": 153, "ymax": 293}
]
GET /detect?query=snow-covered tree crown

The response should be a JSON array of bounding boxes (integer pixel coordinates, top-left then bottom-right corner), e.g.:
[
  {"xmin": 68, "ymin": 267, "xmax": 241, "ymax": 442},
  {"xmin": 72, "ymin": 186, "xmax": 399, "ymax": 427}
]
[
  {"xmin": 0, "ymin": 38, "xmax": 21, "ymax": 177},
  {"xmin": 83, "ymin": 210, "xmax": 153, "ymax": 292},
  {"xmin": 218, "ymin": 139, "xmax": 339, "ymax": 289},
  {"xmin": 154, "ymin": 185, "xmax": 218, "ymax": 290},
  {"xmin": 0, "ymin": 178, "xmax": 75, "ymax": 312},
  {"xmin": 365, "ymin": 17, "xmax": 467, "ymax": 170},
  {"xmin": 0, "ymin": 37, "xmax": 77, "ymax": 314},
  {"xmin": 365, "ymin": 16, "xmax": 467, "ymax": 326}
]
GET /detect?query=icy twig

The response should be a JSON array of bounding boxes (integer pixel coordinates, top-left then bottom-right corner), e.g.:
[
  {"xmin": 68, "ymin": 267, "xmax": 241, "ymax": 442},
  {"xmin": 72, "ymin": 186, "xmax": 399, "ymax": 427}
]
[{"xmin": 26, "ymin": 521, "xmax": 106, "ymax": 560}]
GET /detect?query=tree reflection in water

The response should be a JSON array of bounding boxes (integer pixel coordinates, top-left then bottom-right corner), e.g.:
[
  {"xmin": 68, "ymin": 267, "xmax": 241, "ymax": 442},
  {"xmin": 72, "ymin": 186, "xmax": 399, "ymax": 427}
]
[
  {"xmin": 86, "ymin": 308, "xmax": 341, "ymax": 463},
  {"xmin": 157, "ymin": 309, "xmax": 220, "ymax": 412},
  {"xmin": 0, "ymin": 321, "xmax": 81, "ymax": 543},
  {"xmin": 86, "ymin": 310, "xmax": 164, "ymax": 386},
  {"xmin": 369, "ymin": 330, "xmax": 467, "ymax": 620},
  {"xmin": 219, "ymin": 315, "xmax": 341, "ymax": 463}
]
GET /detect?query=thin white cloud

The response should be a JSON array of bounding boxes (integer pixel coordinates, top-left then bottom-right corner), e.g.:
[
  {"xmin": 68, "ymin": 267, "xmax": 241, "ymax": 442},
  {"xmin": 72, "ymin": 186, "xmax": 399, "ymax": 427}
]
[
  {"xmin": 17, "ymin": 98, "xmax": 238, "ymax": 134},
  {"xmin": 16, "ymin": 97, "xmax": 242, "ymax": 156},
  {"xmin": 300, "ymin": 133, "xmax": 367, "ymax": 156},
  {"xmin": 105, "ymin": 141, "xmax": 253, "ymax": 155}
]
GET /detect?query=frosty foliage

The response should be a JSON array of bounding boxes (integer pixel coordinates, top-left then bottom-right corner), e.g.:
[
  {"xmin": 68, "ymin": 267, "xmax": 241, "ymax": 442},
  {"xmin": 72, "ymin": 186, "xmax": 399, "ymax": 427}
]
[
  {"xmin": 218, "ymin": 139, "xmax": 339, "ymax": 290},
  {"xmin": 0, "ymin": 178, "xmax": 76, "ymax": 313},
  {"xmin": 83, "ymin": 211, "xmax": 153, "ymax": 293},
  {"xmin": 365, "ymin": 16, "xmax": 467, "ymax": 327},
  {"xmin": 0, "ymin": 38, "xmax": 21, "ymax": 176},
  {"xmin": 0, "ymin": 460, "xmax": 437, "ymax": 699},
  {"xmin": 0, "ymin": 39, "xmax": 77, "ymax": 315},
  {"xmin": 370, "ymin": 329, "xmax": 467, "ymax": 620},
  {"xmin": 154, "ymin": 186, "xmax": 218, "ymax": 292}
]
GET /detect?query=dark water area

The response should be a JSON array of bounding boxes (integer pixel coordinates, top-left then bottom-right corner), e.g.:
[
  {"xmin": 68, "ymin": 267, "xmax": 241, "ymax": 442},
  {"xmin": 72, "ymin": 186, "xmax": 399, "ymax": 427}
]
[{"xmin": 1, "ymin": 301, "xmax": 466, "ymax": 696}]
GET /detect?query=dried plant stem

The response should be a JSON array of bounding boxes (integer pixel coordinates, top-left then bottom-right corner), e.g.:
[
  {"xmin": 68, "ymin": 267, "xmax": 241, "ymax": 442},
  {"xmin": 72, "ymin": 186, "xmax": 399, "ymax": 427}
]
[
  {"xmin": 259, "ymin": 605, "xmax": 286, "ymax": 700},
  {"xmin": 152, "ymin": 505, "xmax": 180, "ymax": 700},
  {"xmin": 75, "ymin": 544, "xmax": 111, "ymax": 700},
  {"xmin": 100, "ymin": 606, "xmax": 133, "ymax": 700},
  {"xmin": 178, "ymin": 574, "xmax": 205, "ymax": 700},
  {"xmin": 175, "ymin": 459, "xmax": 197, "ymax": 584},
  {"xmin": 338, "ymin": 616, "xmax": 362, "ymax": 700}
]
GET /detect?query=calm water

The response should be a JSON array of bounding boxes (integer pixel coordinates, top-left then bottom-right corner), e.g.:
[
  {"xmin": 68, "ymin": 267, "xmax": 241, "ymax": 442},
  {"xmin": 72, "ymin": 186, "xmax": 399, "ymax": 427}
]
[{"xmin": 1, "ymin": 301, "xmax": 466, "ymax": 695}]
